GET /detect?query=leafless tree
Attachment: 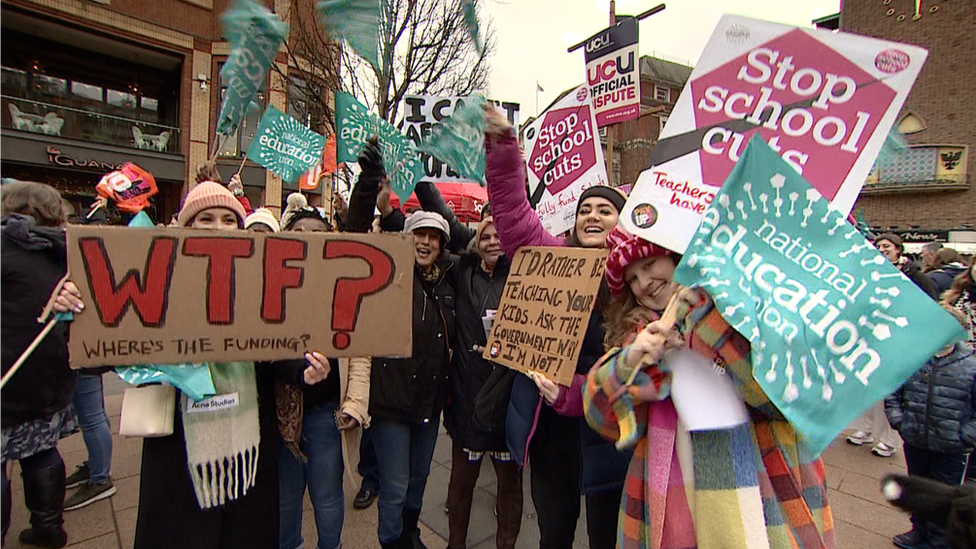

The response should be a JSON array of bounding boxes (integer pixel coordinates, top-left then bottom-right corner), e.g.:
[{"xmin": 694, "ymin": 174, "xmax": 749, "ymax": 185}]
[
  {"xmin": 269, "ymin": 0, "xmax": 343, "ymax": 135},
  {"xmin": 344, "ymin": 0, "xmax": 496, "ymax": 122}
]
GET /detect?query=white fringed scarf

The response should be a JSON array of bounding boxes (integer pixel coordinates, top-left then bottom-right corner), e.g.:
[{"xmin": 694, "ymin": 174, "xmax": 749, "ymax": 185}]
[{"xmin": 181, "ymin": 362, "xmax": 261, "ymax": 509}]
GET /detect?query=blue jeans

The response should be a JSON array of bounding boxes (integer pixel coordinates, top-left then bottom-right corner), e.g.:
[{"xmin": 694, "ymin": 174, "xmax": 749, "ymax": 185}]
[
  {"xmin": 371, "ymin": 416, "xmax": 440, "ymax": 544},
  {"xmin": 358, "ymin": 427, "xmax": 380, "ymax": 492},
  {"xmin": 73, "ymin": 374, "xmax": 112, "ymax": 484},
  {"xmin": 278, "ymin": 402, "xmax": 345, "ymax": 549}
]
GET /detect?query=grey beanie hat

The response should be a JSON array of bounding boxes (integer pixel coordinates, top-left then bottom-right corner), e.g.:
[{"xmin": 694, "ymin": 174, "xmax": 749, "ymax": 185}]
[{"xmin": 403, "ymin": 211, "xmax": 450, "ymax": 244}]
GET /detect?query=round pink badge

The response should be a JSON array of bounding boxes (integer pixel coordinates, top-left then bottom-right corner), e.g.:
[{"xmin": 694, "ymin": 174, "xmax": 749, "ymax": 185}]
[
  {"xmin": 875, "ymin": 49, "xmax": 910, "ymax": 74},
  {"xmin": 576, "ymin": 88, "xmax": 588, "ymax": 102}
]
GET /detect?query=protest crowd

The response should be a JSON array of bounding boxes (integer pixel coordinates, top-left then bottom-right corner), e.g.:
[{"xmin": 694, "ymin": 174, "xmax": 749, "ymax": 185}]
[{"xmin": 3, "ymin": 3, "xmax": 976, "ymax": 549}]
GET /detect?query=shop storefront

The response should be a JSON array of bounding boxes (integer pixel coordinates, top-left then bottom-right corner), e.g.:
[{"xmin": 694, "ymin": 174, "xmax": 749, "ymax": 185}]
[{"xmin": 1, "ymin": 130, "xmax": 185, "ymax": 222}]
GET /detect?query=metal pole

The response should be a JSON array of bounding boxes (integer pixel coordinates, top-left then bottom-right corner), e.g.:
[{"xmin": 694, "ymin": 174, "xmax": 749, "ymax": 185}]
[{"xmin": 605, "ymin": 1, "xmax": 616, "ymax": 185}]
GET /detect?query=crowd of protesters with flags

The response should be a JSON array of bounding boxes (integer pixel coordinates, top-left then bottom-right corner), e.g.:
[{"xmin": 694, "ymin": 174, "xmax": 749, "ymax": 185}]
[{"xmin": 2, "ymin": 99, "xmax": 973, "ymax": 549}]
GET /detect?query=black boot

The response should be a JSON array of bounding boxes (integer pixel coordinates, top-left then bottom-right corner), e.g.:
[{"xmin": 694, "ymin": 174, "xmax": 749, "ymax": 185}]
[
  {"xmin": 2, "ymin": 470, "xmax": 11, "ymax": 545},
  {"xmin": 18, "ymin": 461, "xmax": 67, "ymax": 549},
  {"xmin": 401, "ymin": 508, "xmax": 428, "ymax": 549}
]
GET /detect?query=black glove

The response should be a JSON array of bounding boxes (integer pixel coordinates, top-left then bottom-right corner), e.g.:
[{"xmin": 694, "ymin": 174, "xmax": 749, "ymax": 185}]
[{"xmin": 358, "ymin": 137, "xmax": 386, "ymax": 186}]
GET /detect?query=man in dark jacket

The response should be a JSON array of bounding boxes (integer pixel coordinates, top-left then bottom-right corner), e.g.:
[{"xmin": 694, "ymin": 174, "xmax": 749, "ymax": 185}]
[
  {"xmin": 885, "ymin": 308, "xmax": 976, "ymax": 549},
  {"xmin": 347, "ymin": 141, "xmax": 457, "ymax": 549},
  {"xmin": 875, "ymin": 233, "xmax": 938, "ymax": 299}
]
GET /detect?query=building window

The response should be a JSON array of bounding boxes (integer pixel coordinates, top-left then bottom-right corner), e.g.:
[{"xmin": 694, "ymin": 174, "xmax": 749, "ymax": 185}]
[
  {"xmin": 218, "ymin": 88, "xmax": 265, "ymax": 158},
  {"xmin": 34, "ymin": 74, "xmax": 67, "ymax": 98},
  {"xmin": 654, "ymin": 85, "xmax": 669, "ymax": 102},
  {"xmin": 71, "ymin": 81, "xmax": 103, "ymax": 102},
  {"xmin": 140, "ymin": 97, "xmax": 159, "ymax": 112},
  {"xmin": 107, "ymin": 89, "xmax": 137, "ymax": 109},
  {"xmin": 1, "ymin": 66, "xmax": 28, "ymax": 93},
  {"xmin": 659, "ymin": 114, "xmax": 669, "ymax": 134}
]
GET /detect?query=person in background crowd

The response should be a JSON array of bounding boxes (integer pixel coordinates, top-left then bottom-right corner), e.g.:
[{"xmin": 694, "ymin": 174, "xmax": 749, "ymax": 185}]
[
  {"xmin": 62, "ymin": 206, "xmax": 117, "ymax": 513},
  {"xmin": 583, "ymin": 239, "xmax": 835, "ymax": 549},
  {"xmin": 377, "ymin": 180, "xmax": 522, "ymax": 549},
  {"xmin": 942, "ymin": 258, "xmax": 976, "ymax": 482},
  {"xmin": 280, "ymin": 193, "xmax": 333, "ymax": 233},
  {"xmin": 354, "ymin": 427, "xmax": 381, "ymax": 510},
  {"xmin": 885, "ymin": 307, "xmax": 975, "ymax": 549},
  {"xmin": 482, "ymin": 104, "xmax": 630, "ymax": 549},
  {"xmin": 275, "ymin": 201, "xmax": 371, "ymax": 549},
  {"xmin": 226, "ymin": 173, "xmax": 253, "ymax": 215},
  {"xmin": 52, "ymin": 177, "xmax": 282, "ymax": 549},
  {"xmin": 875, "ymin": 233, "xmax": 938, "ymax": 299},
  {"xmin": 920, "ymin": 242, "xmax": 943, "ymax": 272},
  {"xmin": 2, "ymin": 181, "xmax": 78, "ymax": 548},
  {"xmin": 347, "ymin": 139, "xmax": 456, "ymax": 549},
  {"xmin": 244, "ymin": 208, "xmax": 280, "ymax": 233},
  {"xmin": 928, "ymin": 248, "xmax": 968, "ymax": 299}
]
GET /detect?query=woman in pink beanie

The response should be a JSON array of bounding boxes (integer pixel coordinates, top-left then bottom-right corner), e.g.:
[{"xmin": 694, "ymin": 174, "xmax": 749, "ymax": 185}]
[{"xmin": 50, "ymin": 174, "xmax": 337, "ymax": 549}]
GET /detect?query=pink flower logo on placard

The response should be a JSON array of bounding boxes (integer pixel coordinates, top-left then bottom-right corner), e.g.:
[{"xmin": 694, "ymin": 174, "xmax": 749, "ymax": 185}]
[
  {"xmin": 689, "ymin": 29, "xmax": 897, "ymax": 201},
  {"xmin": 528, "ymin": 106, "xmax": 598, "ymax": 195},
  {"xmin": 875, "ymin": 49, "xmax": 910, "ymax": 73}
]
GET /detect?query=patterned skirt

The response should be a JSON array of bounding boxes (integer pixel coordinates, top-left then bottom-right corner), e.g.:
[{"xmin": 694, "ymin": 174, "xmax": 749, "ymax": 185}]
[{"xmin": 1, "ymin": 406, "xmax": 79, "ymax": 462}]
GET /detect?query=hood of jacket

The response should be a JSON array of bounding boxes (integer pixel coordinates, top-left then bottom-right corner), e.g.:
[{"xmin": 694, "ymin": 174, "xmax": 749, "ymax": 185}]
[{"xmin": 1, "ymin": 214, "xmax": 66, "ymax": 253}]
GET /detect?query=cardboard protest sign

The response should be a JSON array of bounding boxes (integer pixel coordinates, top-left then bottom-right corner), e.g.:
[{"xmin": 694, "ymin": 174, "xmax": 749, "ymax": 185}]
[
  {"xmin": 483, "ymin": 247, "xmax": 607, "ymax": 386},
  {"xmin": 96, "ymin": 163, "xmax": 158, "ymax": 214},
  {"xmin": 584, "ymin": 17, "xmax": 640, "ymax": 127},
  {"xmin": 400, "ymin": 95, "xmax": 520, "ymax": 184},
  {"xmin": 215, "ymin": 0, "xmax": 287, "ymax": 137},
  {"xmin": 335, "ymin": 91, "xmax": 425, "ymax": 203},
  {"xmin": 673, "ymin": 137, "xmax": 964, "ymax": 455},
  {"xmin": 621, "ymin": 14, "xmax": 927, "ymax": 253},
  {"xmin": 247, "ymin": 106, "xmax": 326, "ymax": 184},
  {"xmin": 523, "ymin": 86, "xmax": 608, "ymax": 236},
  {"xmin": 65, "ymin": 227, "xmax": 416, "ymax": 368}
]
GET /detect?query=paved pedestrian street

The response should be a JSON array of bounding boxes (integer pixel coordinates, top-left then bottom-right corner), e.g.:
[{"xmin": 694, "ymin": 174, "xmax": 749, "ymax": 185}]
[{"xmin": 4, "ymin": 375, "xmax": 910, "ymax": 549}]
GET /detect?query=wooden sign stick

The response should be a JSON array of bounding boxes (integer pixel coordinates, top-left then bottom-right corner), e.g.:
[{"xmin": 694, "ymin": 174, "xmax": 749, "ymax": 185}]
[{"xmin": 624, "ymin": 288, "xmax": 684, "ymax": 387}]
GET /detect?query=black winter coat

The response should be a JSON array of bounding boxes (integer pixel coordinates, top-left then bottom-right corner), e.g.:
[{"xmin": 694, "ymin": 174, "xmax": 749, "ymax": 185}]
[
  {"xmin": 1, "ymin": 214, "xmax": 77, "ymax": 428},
  {"xmin": 885, "ymin": 344, "xmax": 976, "ymax": 454},
  {"xmin": 369, "ymin": 260, "xmax": 456, "ymax": 425},
  {"xmin": 901, "ymin": 258, "xmax": 938, "ymax": 300},
  {"xmin": 929, "ymin": 263, "xmax": 967, "ymax": 299}
]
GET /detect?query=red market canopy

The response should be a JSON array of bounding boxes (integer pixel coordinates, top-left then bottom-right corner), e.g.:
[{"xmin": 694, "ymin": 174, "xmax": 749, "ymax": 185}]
[{"xmin": 390, "ymin": 182, "xmax": 487, "ymax": 223}]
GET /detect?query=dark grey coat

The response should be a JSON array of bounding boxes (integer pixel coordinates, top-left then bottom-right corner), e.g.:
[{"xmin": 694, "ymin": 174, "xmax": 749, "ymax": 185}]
[{"xmin": 885, "ymin": 344, "xmax": 976, "ymax": 454}]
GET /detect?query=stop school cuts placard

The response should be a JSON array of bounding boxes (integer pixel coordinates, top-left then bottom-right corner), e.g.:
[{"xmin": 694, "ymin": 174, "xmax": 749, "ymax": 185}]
[{"xmin": 621, "ymin": 14, "xmax": 927, "ymax": 254}]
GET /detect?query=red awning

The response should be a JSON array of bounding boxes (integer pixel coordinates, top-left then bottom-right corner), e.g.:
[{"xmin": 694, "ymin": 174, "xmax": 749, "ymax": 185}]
[{"xmin": 390, "ymin": 182, "xmax": 487, "ymax": 223}]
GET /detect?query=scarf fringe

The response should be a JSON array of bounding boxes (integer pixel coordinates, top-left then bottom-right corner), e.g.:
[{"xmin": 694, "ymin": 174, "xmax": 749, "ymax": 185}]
[{"xmin": 189, "ymin": 445, "xmax": 260, "ymax": 509}]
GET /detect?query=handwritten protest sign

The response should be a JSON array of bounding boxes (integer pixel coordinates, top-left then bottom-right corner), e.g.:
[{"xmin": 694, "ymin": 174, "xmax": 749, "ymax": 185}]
[
  {"xmin": 96, "ymin": 163, "xmax": 158, "ymax": 214},
  {"xmin": 483, "ymin": 247, "xmax": 607, "ymax": 386},
  {"xmin": 335, "ymin": 91, "xmax": 425, "ymax": 203},
  {"xmin": 215, "ymin": 0, "xmax": 287, "ymax": 137},
  {"xmin": 584, "ymin": 17, "xmax": 640, "ymax": 127},
  {"xmin": 247, "ymin": 106, "xmax": 326, "ymax": 184},
  {"xmin": 673, "ymin": 137, "xmax": 964, "ymax": 455},
  {"xmin": 621, "ymin": 14, "xmax": 927, "ymax": 253},
  {"xmin": 66, "ymin": 227, "xmax": 415, "ymax": 368},
  {"xmin": 400, "ymin": 96, "xmax": 520, "ymax": 184},
  {"xmin": 523, "ymin": 86, "xmax": 608, "ymax": 236}
]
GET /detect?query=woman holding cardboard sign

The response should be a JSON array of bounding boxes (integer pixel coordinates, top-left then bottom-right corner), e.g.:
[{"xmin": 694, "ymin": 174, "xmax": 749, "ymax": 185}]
[
  {"xmin": 582, "ymin": 228, "xmax": 835, "ymax": 549},
  {"xmin": 483, "ymin": 105, "xmax": 630, "ymax": 549},
  {"xmin": 52, "ymin": 175, "xmax": 343, "ymax": 549},
  {"xmin": 346, "ymin": 139, "xmax": 457, "ymax": 549}
]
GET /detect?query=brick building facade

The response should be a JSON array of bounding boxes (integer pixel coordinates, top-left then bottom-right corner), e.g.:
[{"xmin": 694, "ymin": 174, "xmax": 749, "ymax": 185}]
[
  {"xmin": 1, "ymin": 0, "xmax": 329, "ymax": 220},
  {"xmin": 613, "ymin": 56, "xmax": 692, "ymax": 189},
  {"xmin": 838, "ymin": 0, "xmax": 975, "ymax": 245}
]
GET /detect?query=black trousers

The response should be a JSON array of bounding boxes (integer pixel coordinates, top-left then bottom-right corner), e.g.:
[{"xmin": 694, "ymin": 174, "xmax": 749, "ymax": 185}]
[
  {"xmin": 902, "ymin": 443, "xmax": 970, "ymax": 546},
  {"xmin": 528, "ymin": 405, "xmax": 581, "ymax": 549},
  {"xmin": 585, "ymin": 488, "xmax": 623, "ymax": 549}
]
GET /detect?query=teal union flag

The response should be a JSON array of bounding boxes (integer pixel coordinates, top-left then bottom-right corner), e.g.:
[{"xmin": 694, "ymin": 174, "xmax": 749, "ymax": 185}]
[
  {"xmin": 247, "ymin": 106, "xmax": 326, "ymax": 184},
  {"xmin": 335, "ymin": 91, "xmax": 424, "ymax": 202},
  {"xmin": 673, "ymin": 136, "xmax": 965, "ymax": 456}
]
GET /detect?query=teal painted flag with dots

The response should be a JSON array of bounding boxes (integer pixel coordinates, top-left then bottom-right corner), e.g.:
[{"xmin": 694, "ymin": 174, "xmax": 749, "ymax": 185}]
[
  {"xmin": 247, "ymin": 106, "xmax": 326, "ymax": 184},
  {"xmin": 335, "ymin": 91, "xmax": 425, "ymax": 202},
  {"xmin": 673, "ymin": 136, "xmax": 965, "ymax": 456}
]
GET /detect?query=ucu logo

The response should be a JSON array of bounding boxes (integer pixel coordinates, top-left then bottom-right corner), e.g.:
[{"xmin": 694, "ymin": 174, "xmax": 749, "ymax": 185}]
[{"xmin": 586, "ymin": 32, "xmax": 613, "ymax": 53}]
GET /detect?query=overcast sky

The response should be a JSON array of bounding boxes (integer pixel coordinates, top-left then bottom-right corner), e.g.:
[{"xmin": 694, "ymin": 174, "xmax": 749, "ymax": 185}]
[{"xmin": 482, "ymin": 0, "xmax": 841, "ymax": 119}]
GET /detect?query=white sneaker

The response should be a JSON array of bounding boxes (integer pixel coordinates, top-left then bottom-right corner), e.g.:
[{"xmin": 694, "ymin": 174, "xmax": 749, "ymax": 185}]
[
  {"xmin": 846, "ymin": 431, "xmax": 874, "ymax": 445},
  {"xmin": 872, "ymin": 442, "xmax": 896, "ymax": 457}
]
